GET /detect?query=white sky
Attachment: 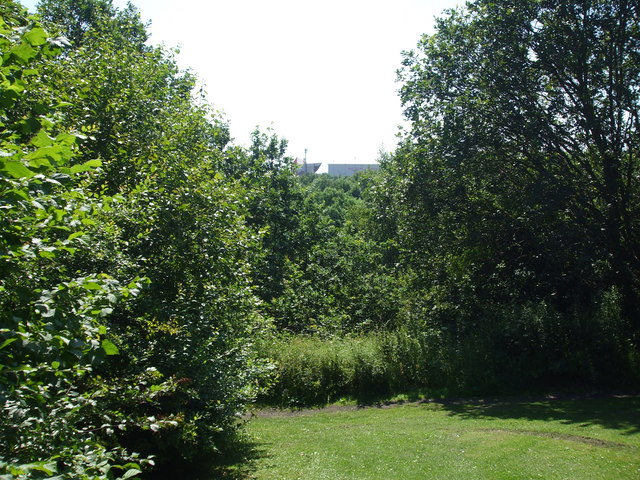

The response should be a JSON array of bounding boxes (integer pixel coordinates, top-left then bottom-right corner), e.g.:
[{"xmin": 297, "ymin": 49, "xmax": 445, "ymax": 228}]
[{"xmin": 21, "ymin": 0, "xmax": 463, "ymax": 164}]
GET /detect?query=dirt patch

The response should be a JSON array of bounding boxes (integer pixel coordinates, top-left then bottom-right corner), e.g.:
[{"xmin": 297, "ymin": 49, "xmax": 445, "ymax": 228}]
[
  {"xmin": 245, "ymin": 404, "xmax": 359, "ymax": 419},
  {"xmin": 474, "ymin": 428, "xmax": 631, "ymax": 448},
  {"xmin": 246, "ymin": 391, "xmax": 640, "ymax": 419}
]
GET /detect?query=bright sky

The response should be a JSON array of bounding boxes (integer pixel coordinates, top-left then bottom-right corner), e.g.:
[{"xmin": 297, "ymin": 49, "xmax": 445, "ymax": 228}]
[{"xmin": 21, "ymin": 0, "xmax": 463, "ymax": 164}]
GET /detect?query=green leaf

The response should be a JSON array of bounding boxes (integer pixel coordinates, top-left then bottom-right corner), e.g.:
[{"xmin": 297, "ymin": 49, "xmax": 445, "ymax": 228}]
[
  {"xmin": 25, "ymin": 462, "xmax": 57, "ymax": 474},
  {"xmin": 23, "ymin": 27, "xmax": 48, "ymax": 47},
  {"xmin": 19, "ymin": 116, "xmax": 41, "ymax": 134},
  {"xmin": 101, "ymin": 339, "xmax": 119, "ymax": 356},
  {"xmin": 67, "ymin": 231, "xmax": 86, "ymax": 241},
  {"xmin": 10, "ymin": 42, "xmax": 37, "ymax": 63},
  {"xmin": 0, "ymin": 338, "xmax": 17, "ymax": 350},
  {"xmin": 2, "ymin": 160, "xmax": 35, "ymax": 178},
  {"xmin": 55, "ymin": 132, "xmax": 77, "ymax": 146},
  {"xmin": 25, "ymin": 145, "xmax": 66, "ymax": 165},
  {"xmin": 28, "ymin": 156, "xmax": 52, "ymax": 169},
  {"xmin": 31, "ymin": 130, "xmax": 54, "ymax": 148},
  {"xmin": 54, "ymin": 101, "xmax": 74, "ymax": 109},
  {"xmin": 84, "ymin": 159, "xmax": 102, "ymax": 167},
  {"xmin": 121, "ymin": 468, "xmax": 142, "ymax": 479},
  {"xmin": 0, "ymin": 87, "xmax": 21, "ymax": 108},
  {"xmin": 70, "ymin": 159, "xmax": 101, "ymax": 174}
]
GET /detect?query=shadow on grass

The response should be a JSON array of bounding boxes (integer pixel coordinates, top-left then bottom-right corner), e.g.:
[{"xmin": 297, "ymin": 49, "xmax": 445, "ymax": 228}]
[
  {"xmin": 142, "ymin": 436, "xmax": 270, "ymax": 480},
  {"xmin": 435, "ymin": 394, "xmax": 640, "ymax": 435},
  {"xmin": 207, "ymin": 438, "xmax": 271, "ymax": 480}
]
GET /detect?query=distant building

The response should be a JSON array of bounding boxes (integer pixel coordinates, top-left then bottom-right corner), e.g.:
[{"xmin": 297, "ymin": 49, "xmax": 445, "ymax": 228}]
[
  {"xmin": 297, "ymin": 162, "xmax": 379, "ymax": 176},
  {"xmin": 296, "ymin": 161, "xmax": 322, "ymax": 174}
]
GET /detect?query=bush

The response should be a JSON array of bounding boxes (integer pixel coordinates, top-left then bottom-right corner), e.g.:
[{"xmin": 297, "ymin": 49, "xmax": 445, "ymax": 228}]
[
  {"xmin": 0, "ymin": 2, "xmax": 274, "ymax": 476},
  {"xmin": 0, "ymin": 6, "xmax": 150, "ymax": 477}
]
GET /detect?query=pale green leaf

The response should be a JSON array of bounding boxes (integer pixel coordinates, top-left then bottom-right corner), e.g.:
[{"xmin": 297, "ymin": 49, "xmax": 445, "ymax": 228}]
[
  {"xmin": 121, "ymin": 468, "xmax": 142, "ymax": 479},
  {"xmin": 23, "ymin": 27, "xmax": 48, "ymax": 46},
  {"xmin": 101, "ymin": 339, "xmax": 119, "ymax": 356},
  {"xmin": 2, "ymin": 160, "xmax": 35, "ymax": 178},
  {"xmin": 0, "ymin": 338, "xmax": 17, "ymax": 350}
]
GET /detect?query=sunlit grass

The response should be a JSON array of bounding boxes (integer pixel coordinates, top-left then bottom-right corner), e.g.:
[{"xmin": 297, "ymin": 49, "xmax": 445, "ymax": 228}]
[{"xmin": 219, "ymin": 396, "xmax": 640, "ymax": 479}]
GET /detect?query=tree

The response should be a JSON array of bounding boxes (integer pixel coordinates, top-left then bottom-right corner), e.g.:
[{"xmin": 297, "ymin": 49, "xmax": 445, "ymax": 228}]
[
  {"xmin": 36, "ymin": 0, "xmax": 148, "ymax": 48},
  {"xmin": 34, "ymin": 0, "xmax": 227, "ymax": 195},
  {"xmin": 399, "ymin": 0, "xmax": 639, "ymax": 315},
  {"xmin": 2, "ymin": 0, "xmax": 272, "ymax": 475},
  {"xmin": 36, "ymin": 0, "xmax": 270, "ymax": 467},
  {"xmin": 385, "ymin": 0, "xmax": 640, "ymax": 385},
  {"xmin": 270, "ymin": 173, "xmax": 401, "ymax": 333},
  {"xmin": 221, "ymin": 128, "xmax": 310, "ymax": 304}
]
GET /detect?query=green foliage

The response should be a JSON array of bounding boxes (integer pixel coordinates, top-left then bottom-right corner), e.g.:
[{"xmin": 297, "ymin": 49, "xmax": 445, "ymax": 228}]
[
  {"xmin": 375, "ymin": 0, "xmax": 640, "ymax": 387},
  {"xmin": 235, "ymin": 128, "xmax": 310, "ymax": 304},
  {"xmin": 2, "ymin": 0, "xmax": 273, "ymax": 476},
  {"xmin": 272, "ymin": 232, "xmax": 400, "ymax": 333},
  {"xmin": 258, "ymin": 331, "xmax": 440, "ymax": 406},
  {"xmin": 39, "ymin": 5, "xmax": 271, "ymax": 472},
  {"xmin": 0, "ymin": 4, "xmax": 149, "ymax": 477},
  {"xmin": 5, "ymin": 0, "xmax": 639, "ymax": 473},
  {"xmin": 402, "ymin": 0, "xmax": 640, "ymax": 309},
  {"xmin": 34, "ymin": 1, "xmax": 226, "ymax": 195},
  {"xmin": 268, "ymin": 173, "xmax": 401, "ymax": 334},
  {"xmin": 36, "ymin": 0, "xmax": 148, "ymax": 48},
  {"xmin": 96, "ymin": 163, "xmax": 273, "ymax": 463}
]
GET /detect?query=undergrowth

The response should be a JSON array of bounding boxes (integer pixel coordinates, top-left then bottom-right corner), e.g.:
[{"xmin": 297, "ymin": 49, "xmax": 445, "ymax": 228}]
[{"xmin": 256, "ymin": 331, "xmax": 445, "ymax": 406}]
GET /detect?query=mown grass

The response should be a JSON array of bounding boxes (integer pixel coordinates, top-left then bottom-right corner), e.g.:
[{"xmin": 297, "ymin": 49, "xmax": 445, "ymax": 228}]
[{"xmin": 215, "ymin": 395, "xmax": 640, "ymax": 479}]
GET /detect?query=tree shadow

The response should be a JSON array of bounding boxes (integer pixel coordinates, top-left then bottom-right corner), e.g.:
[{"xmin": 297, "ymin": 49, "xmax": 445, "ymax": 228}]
[
  {"xmin": 207, "ymin": 439, "xmax": 271, "ymax": 480},
  {"xmin": 433, "ymin": 394, "xmax": 640, "ymax": 436},
  {"xmin": 143, "ymin": 437, "xmax": 271, "ymax": 480}
]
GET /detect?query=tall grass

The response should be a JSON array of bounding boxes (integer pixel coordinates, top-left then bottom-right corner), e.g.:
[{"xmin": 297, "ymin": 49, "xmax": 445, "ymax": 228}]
[
  {"xmin": 256, "ymin": 331, "xmax": 440, "ymax": 406},
  {"xmin": 256, "ymin": 294, "xmax": 640, "ymax": 407}
]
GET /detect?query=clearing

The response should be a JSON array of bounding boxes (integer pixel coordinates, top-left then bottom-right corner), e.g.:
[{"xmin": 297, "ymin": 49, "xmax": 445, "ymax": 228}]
[{"xmin": 217, "ymin": 395, "xmax": 640, "ymax": 479}]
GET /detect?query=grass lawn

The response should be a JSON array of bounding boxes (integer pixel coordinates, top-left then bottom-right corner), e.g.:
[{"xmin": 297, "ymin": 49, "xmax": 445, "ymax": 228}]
[{"xmin": 217, "ymin": 395, "xmax": 640, "ymax": 479}]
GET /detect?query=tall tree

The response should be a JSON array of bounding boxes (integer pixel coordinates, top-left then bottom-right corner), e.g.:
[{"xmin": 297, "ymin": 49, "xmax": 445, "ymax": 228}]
[
  {"xmin": 36, "ymin": 0, "xmax": 148, "ymax": 48},
  {"xmin": 379, "ymin": 0, "xmax": 640, "ymax": 387},
  {"xmin": 397, "ymin": 0, "xmax": 640, "ymax": 321},
  {"xmin": 0, "ymin": 3, "xmax": 150, "ymax": 476}
]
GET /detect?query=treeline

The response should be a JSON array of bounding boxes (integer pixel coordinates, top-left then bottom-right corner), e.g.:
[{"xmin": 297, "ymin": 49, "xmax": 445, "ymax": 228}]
[
  {"xmin": 382, "ymin": 0, "xmax": 640, "ymax": 390},
  {"xmin": 264, "ymin": 0, "xmax": 640, "ymax": 400},
  {"xmin": 1, "ymin": 0, "xmax": 639, "ymax": 478}
]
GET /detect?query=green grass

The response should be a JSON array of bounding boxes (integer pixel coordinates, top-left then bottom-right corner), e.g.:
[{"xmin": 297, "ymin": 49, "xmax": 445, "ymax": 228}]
[{"xmin": 217, "ymin": 395, "xmax": 640, "ymax": 479}]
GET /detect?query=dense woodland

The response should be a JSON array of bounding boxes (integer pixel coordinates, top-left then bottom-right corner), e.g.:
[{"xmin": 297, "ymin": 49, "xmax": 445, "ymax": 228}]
[{"xmin": 1, "ymin": 0, "xmax": 639, "ymax": 477}]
